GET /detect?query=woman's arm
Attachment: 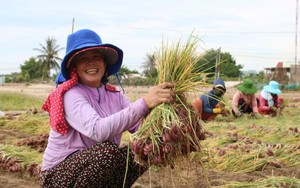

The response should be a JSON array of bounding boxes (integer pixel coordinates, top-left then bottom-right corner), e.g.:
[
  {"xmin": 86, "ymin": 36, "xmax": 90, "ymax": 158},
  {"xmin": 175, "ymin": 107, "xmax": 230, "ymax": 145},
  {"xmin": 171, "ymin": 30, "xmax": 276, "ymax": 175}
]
[
  {"xmin": 64, "ymin": 92, "xmax": 148, "ymax": 143},
  {"xmin": 258, "ymin": 95, "xmax": 271, "ymax": 114},
  {"xmin": 232, "ymin": 92, "xmax": 240, "ymax": 114},
  {"xmin": 64, "ymin": 82, "xmax": 174, "ymax": 143},
  {"xmin": 251, "ymin": 94, "xmax": 258, "ymax": 113}
]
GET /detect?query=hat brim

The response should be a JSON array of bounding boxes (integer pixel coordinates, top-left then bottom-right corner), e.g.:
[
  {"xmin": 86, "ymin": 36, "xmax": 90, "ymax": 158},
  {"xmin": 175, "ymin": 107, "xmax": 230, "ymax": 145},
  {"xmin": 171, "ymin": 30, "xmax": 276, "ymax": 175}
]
[
  {"xmin": 237, "ymin": 84, "xmax": 257, "ymax": 94},
  {"xmin": 214, "ymin": 84, "xmax": 226, "ymax": 92},
  {"xmin": 61, "ymin": 43, "xmax": 123, "ymax": 80},
  {"xmin": 66, "ymin": 46, "xmax": 118, "ymax": 68},
  {"xmin": 264, "ymin": 85, "xmax": 281, "ymax": 94}
]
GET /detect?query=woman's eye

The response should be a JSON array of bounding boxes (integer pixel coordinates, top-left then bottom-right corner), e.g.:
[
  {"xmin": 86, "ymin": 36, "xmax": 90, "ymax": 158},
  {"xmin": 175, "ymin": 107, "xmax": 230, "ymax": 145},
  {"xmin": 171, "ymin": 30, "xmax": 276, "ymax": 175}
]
[
  {"xmin": 94, "ymin": 55, "xmax": 102, "ymax": 60},
  {"xmin": 78, "ymin": 57, "xmax": 87, "ymax": 62}
]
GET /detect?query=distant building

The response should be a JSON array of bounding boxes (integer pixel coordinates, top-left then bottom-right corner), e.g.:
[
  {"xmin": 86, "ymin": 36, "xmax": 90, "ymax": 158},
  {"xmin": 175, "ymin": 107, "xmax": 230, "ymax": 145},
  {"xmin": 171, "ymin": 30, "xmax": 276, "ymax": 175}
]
[
  {"xmin": 122, "ymin": 73, "xmax": 146, "ymax": 79},
  {"xmin": 264, "ymin": 62, "xmax": 300, "ymax": 84},
  {"xmin": 0, "ymin": 76, "xmax": 5, "ymax": 85}
]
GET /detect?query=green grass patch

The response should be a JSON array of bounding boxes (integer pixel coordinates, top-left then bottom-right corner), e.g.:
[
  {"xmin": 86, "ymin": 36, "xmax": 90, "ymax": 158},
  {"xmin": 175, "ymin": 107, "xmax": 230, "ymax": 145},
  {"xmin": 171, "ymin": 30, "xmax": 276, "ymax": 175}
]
[
  {"xmin": 0, "ymin": 113, "xmax": 49, "ymax": 135},
  {"xmin": 0, "ymin": 144, "xmax": 43, "ymax": 166},
  {"xmin": 200, "ymin": 105, "xmax": 300, "ymax": 173},
  {"xmin": 223, "ymin": 176, "xmax": 300, "ymax": 188},
  {"xmin": 0, "ymin": 91, "xmax": 44, "ymax": 111},
  {"xmin": 0, "ymin": 89, "xmax": 299, "ymax": 187}
]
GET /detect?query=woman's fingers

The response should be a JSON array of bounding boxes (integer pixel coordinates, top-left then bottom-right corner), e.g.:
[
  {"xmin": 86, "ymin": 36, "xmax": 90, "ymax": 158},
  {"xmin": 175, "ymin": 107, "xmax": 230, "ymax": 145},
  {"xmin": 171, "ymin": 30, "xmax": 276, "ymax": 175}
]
[
  {"xmin": 159, "ymin": 82, "xmax": 174, "ymax": 89},
  {"xmin": 158, "ymin": 82, "xmax": 175, "ymax": 98},
  {"xmin": 144, "ymin": 82, "xmax": 175, "ymax": 109}
]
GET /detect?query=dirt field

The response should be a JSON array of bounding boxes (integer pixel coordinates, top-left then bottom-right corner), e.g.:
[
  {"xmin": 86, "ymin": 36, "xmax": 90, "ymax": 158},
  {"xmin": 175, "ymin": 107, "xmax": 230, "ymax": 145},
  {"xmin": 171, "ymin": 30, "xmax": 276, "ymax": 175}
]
[{"xmin": 0, "ymin": 83, "xmax": 299, "ymax": 187}]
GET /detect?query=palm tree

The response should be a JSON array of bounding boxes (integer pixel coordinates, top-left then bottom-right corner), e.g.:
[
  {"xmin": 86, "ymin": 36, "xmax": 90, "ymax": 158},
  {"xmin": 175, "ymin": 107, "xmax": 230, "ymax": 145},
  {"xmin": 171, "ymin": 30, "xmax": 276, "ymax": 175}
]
[
  {"xmin": 33, "ymin": 37, "xmax": 64, "ymax": 79},
  {"xmin": 141, "ymin": 52, "xmax": 157, "ymax": 77}
]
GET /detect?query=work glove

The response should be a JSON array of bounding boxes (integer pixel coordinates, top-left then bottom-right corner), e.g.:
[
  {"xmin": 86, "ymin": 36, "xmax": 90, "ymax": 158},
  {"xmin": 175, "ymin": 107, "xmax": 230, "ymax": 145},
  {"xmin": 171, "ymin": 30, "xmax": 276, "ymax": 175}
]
[{"xmin": 213, "ymin": 108, "xmax": 222, "ymax": 114}]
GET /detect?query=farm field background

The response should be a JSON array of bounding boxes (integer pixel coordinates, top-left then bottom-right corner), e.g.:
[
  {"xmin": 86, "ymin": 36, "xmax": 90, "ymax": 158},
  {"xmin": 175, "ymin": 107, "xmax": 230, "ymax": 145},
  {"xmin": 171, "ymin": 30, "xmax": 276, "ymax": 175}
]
[{"xmin": 0, "ymin": 83, "xmax": 299, "ymax": 188}]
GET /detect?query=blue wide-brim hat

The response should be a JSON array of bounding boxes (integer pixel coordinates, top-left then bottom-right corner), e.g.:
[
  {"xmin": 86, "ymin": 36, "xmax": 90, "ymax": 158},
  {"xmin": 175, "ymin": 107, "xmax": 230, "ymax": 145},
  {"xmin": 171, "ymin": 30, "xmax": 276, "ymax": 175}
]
[
  {"xmin": 57, "ymin": 29, "xmax": 123, "ymax": 83},
  {"xmin": 263, "ymin": 80, "xmax": 281, "ymax": 94}
]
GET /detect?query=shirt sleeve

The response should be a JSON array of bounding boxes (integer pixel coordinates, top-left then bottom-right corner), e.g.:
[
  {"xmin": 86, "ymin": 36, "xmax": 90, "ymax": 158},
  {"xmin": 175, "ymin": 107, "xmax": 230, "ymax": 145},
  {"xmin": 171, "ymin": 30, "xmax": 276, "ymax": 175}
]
[
  {"xmin": 63, "ymin": 91, "xmax": 149, "ymax": 143},
  {"xmin": 258, "ymin": 95, "xmax": 271, "ymax": 113}
]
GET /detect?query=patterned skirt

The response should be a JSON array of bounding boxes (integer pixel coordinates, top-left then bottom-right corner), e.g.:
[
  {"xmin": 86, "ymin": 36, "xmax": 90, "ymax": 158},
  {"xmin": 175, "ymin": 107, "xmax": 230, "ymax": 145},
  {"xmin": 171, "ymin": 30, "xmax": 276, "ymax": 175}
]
[{"xmin": 40, "ymin": 141, "xmax": 147, "ymax": 188}]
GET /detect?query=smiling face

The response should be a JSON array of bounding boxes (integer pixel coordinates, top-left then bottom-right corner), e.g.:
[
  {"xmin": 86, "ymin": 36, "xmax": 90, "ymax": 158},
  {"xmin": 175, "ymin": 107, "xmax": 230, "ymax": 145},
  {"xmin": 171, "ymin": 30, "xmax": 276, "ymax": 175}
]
[{"xmin": 73, "ymin": 50, "xmax": 106, "ymax": 87}]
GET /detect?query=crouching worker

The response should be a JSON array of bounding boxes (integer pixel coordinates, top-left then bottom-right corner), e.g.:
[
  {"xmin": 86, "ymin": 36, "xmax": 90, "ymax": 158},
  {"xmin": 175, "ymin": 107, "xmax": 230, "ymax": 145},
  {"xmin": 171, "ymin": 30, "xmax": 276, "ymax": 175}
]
[
  {"xmin": 193, "ymin": 78, "xmax": 229, "ymax": 121},
  {"xmin": 232, "ymin": 79, "xmax": 259, "ymax": 118},
  {"xmin": 40, "ymin": 29, "xmax": 175, "ymax": 188},
  {"xmin": 258, "ymin": 80, "xmax": 285, "ymax": 116}
]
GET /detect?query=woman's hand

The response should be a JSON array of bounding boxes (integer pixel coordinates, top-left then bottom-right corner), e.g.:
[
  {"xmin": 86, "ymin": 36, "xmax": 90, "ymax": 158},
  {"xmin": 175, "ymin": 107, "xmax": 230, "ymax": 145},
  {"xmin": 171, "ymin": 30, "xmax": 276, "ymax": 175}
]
[{"xmin": 144, "ymin": 82, "xmax": 175, "ymax": 109}]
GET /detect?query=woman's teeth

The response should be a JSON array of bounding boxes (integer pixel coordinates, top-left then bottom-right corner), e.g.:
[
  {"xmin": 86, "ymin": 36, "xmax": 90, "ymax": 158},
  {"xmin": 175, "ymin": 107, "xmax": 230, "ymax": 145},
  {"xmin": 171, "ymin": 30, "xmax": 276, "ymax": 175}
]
[{"xmin": 86, "ymin": 69, "xmax": 98, "ymax": 74}]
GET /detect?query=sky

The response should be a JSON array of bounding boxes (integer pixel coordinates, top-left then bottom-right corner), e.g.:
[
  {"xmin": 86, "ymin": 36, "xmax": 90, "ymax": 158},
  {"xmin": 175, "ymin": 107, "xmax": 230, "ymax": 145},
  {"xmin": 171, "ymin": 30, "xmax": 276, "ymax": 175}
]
[{"xmin": 0, "ymin": 0, "xmax": 298, "ymax": 75}]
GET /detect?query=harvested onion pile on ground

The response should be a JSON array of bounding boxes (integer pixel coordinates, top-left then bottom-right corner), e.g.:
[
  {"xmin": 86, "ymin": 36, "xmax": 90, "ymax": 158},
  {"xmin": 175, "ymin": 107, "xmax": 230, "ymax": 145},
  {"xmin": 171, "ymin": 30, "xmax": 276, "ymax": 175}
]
[{"xmin": 131, "ymin": 34, "xmax": 207, "ymax": 167}]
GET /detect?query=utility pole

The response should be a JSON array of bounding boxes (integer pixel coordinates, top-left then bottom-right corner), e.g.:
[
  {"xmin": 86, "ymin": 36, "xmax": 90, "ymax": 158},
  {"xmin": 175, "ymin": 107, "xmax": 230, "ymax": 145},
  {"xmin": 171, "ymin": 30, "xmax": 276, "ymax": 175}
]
[
  {"xmin": 72, "ymin": 18, "xmax": 75, "ymax": 33},
  {"xmin": 295, "ymin": 0, "xmax": 298, "ymax": 82},
  {"xmin": 215, "ymin": 47, "xmax": 221, "ymax": 80}
]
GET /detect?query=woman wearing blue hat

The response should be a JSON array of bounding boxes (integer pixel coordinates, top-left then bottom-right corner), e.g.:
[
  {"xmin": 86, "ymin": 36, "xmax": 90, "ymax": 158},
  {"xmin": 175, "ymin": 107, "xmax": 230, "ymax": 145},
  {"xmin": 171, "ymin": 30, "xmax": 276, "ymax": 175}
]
[
  {"xmin": 232, "ymin": 79, "xmax": 259, "ymax": 118},
  {"xmin": 193, "ymin": 78, "xmax": 230, "ymax": 121},
  {"xmin": 258, "ymin": 80, "xmax": 284, "ymax": 116},
  {"xmin": 40, "ymin": 29, "xmax": 175, "ymax": 187}
]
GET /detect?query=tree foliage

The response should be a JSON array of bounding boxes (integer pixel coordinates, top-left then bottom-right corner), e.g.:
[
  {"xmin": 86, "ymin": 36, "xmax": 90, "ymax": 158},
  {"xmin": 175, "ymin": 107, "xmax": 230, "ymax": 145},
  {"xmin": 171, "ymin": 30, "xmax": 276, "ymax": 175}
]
[
  {"xmin": 256, "ymin": 71, "xmax": 267, "ymax": 83},
  {"xmin": 20, "ymin": 57, "xmax": 43, "ymax": 81},
  {"xmin": 140, "ymin": 49, "xmax": 243, "ymax": 81},
  {"xmin": 197, "ymin": 49, "xmax": 243, "ymax": 78}
]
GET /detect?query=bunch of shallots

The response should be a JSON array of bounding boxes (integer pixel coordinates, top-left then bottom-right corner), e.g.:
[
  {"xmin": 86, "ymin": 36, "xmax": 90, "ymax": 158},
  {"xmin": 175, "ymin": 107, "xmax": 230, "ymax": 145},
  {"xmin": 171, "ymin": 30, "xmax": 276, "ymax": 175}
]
[{"xmin": 131, "ymin": 33, "xmax": 207, "ymax": 167}]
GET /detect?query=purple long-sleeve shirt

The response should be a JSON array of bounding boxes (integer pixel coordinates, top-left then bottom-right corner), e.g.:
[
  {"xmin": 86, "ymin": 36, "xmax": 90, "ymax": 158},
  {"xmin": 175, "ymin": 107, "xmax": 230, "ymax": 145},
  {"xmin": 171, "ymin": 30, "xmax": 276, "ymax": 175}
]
[{"xmin": 41, "ymin": 83, "xmax": 149, "ymax": 171}]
